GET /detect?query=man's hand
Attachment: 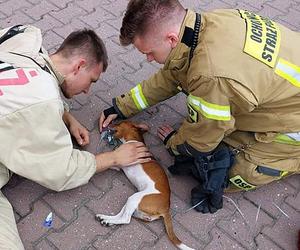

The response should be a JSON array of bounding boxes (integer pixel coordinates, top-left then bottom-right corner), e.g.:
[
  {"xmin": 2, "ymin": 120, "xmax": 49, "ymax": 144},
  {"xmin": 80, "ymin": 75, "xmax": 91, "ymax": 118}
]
[
  {"xmin": 99, "ymin": 111, "xmax": 118, "ymax": 132},
  {"xmin": 95, "ymin": 142, "xmax": 152, "ymax": 172},
  {"xmin": 157, "ymin": 124, "xmax": 176, "ymax": 144},
  {"xmin": 114, "ymin": 142, "xmax": 152, "ymax": 167},
  {"xmin": 63, "ymin": 112, "xmax": 90, "ymax": 146}
]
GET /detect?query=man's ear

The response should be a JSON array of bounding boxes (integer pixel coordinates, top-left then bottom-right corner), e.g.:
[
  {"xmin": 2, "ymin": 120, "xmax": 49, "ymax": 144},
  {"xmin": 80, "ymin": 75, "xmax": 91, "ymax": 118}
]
[
  {"xmin": 166, "ymin": 32, "xmax": 179, "ymax": 49},
  {"xmin": 134, "ymin": 123, "xmax": 150, "ymax": 133},
  {"xmin": 73, "ymin": 58, "xmax": 87, "ymax": 75}
]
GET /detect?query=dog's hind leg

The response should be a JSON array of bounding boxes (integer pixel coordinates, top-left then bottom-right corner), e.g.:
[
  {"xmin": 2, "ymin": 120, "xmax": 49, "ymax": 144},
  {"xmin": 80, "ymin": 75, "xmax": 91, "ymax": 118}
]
[{"xmin": 96, "ymin": 191, "xmax": 148, "ymax": 226}]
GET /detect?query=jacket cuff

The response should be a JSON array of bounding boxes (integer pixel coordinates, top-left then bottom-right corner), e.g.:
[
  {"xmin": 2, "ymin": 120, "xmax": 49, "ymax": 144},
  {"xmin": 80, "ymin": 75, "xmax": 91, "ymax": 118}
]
[
  {"xmin": 112, "ymin": 98, "xmax": 127, "ymax": 119},
  {"xmin": 163, "ymin": 130, "xmax": 177, "ymax": 145}
]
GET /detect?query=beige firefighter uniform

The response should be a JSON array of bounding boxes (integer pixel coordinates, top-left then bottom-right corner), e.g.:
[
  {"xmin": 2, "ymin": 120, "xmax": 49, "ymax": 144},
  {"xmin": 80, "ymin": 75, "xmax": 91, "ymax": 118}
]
[
  {"xmin": 0, "ymin": 25, "xmax": 96, "ymax": 249},
  {"xmin": 113, "ymin": 9, "xmax": 300, "ymax": 191}
]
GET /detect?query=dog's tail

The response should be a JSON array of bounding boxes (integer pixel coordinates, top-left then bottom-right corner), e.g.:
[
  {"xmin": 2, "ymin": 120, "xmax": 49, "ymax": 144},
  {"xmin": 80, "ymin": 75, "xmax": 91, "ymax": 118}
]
[{"xmin": 162, "ymin": 212, "xmax": 195, "ymax": 250}]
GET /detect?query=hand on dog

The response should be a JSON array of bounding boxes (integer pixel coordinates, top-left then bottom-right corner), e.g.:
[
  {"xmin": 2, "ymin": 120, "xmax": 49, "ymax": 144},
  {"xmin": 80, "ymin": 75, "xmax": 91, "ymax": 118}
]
[{"xmin": 114, "ymin": 142, "xmax": 152, "ymax": 167}]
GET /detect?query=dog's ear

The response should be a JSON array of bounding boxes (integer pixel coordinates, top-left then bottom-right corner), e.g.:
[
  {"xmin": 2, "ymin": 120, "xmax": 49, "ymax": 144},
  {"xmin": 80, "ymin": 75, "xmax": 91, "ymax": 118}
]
[{"xmin": 134, "ymin": 123, "xmax": 149, "ymax": 133}]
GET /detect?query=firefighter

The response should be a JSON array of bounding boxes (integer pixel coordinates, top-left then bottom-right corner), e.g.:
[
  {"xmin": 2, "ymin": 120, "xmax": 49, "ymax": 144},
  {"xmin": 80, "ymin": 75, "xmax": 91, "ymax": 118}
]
[
  {"xmin": 0, "ymin": 25, "xmax": 151, "ymax": 249},
  {"xmin": 99, "ymin": 0, "xmax": 300, "ymax": 214}
]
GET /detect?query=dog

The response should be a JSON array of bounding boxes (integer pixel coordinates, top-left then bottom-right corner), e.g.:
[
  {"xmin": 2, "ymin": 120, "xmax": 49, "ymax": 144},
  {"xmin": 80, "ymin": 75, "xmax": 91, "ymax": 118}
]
[{"xmin": 96, "ymin": 121, "xmax": 194, "ymax": 250}]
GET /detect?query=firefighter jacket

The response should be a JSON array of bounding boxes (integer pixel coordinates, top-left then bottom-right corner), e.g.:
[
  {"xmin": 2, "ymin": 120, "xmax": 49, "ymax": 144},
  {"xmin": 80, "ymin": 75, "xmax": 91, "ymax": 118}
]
[
  {"xmin": 0, "ymin": 25, "xmax": 96, "ymax": 191},
  {"xmin": 113, "ymin": 9, "xmax": 300, "ymax": 173}
]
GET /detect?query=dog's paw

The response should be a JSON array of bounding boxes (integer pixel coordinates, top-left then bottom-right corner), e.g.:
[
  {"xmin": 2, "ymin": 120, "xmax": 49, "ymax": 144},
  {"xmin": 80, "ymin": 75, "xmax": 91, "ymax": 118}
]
[{"xmin": 95, "ymin": 214, "xmax": 115, "ymax": 227}]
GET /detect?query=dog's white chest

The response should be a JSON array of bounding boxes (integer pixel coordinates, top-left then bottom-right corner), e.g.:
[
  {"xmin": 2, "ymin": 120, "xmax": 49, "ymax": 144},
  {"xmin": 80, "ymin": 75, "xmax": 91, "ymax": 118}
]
[{"xmin": 122, "ymin": 163, "xmax": 158, "ymax": 192}]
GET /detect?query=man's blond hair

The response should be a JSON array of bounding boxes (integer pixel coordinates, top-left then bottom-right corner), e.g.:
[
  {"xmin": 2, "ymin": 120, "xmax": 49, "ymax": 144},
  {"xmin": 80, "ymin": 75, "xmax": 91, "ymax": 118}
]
[{"xmin": 120, "ymin": 0, "xmax": 184, "ymax": 46}]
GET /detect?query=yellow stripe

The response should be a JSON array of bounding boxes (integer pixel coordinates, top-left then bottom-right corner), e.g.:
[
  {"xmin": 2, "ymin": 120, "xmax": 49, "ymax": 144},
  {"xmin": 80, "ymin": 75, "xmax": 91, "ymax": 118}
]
[
  {"xmin": 130, "ymin": 84, "xmax": 149, "ymax": 111},
  {"xmin": 274, "ymin": 133, "xmax": 300, "ymax": 146},
  {"xmin": 275, "ymin": 58, "xmax": 300, "ymax": 88},
  {"xmin": 187, "ymin": 95, "xmax": 231, "ymax": 121}
]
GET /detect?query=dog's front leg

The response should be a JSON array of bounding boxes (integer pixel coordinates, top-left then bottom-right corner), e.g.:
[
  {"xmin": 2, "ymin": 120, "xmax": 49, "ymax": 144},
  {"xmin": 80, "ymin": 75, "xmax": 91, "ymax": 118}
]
[{"xmin": 96, "ymin": 191, "xmax": 148, "ymax": 226}]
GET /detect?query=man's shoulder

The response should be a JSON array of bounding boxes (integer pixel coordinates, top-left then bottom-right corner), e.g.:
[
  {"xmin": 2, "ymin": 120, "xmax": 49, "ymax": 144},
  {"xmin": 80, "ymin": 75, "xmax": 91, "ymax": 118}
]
[{"xmin": 0, "ymin": 25, "xmax": 43, "ymax": 60}]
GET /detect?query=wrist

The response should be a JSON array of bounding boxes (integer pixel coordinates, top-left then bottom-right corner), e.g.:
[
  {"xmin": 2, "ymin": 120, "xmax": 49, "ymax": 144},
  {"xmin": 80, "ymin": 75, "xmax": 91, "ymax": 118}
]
[
  {"xmin": 63, "ymin": 111, "xmax": 72, "ymax": 127},
  {"xmin": 95, "ymin": 151, "xmax": 118, "ymax": 172}
]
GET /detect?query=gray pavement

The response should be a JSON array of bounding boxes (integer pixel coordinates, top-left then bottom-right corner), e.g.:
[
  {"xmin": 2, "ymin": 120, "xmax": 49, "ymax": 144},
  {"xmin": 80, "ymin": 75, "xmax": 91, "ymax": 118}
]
[{"xmin": 1, "ymin": 0, "xmax": 300, "ymax": 249}]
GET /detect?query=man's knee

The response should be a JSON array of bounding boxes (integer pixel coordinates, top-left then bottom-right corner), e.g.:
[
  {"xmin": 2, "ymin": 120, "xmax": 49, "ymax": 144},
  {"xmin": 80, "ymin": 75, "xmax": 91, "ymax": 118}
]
[{"xmin": 226, "ymin": 152, "xmax": 286, "ymax": 192}]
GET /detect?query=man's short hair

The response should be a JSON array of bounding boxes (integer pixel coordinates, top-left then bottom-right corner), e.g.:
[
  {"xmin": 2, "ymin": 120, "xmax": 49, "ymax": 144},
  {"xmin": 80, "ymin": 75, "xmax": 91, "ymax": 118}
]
[
  {"xmin": 55, "ymin": 29, "xmax": 108, "ymax": 71},
  {"xmin": 120, "ymin": 0, "xmax": 184, "ymax": 46}
]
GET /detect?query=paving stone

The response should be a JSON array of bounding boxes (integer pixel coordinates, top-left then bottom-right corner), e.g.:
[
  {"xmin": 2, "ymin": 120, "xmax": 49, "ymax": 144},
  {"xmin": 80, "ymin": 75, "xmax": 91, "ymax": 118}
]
[
  {"xmin": 86, "ymin": 176, "xmax": 135, "ymax": 217},
  {"xmin": 33, "ymin": 14, "xmax": 64, "ymax": 32},
  {"xmin": 278, "ymin": 8, "xmax": 300, "ymax": 27},
  {"xmin": 204, "ymin": 228, "xmax": 245, "ymax": 250},
  {"xmin": 102, "ymin": 0, "xmax": 129, "ymax": 18},
  {"xmin": 42, "ymin": 29, "xmax": 64, "ymax": 50},
  {"xmin": 255, "ymin": 233, "xmax": 283, "ymax": 250},
  {"xmin": 244, "ymin": 180, "xmax": 297, "ymax": 218},
  {"xmin": 50, "ymin": 2, "xmax": 88, "ymax": 25},
  {"xmin": 217, "ymin": 198, "xmax": 274, "ymax": 249},
  {"xmin": 284, "ymin": 174, "xmax": 300, "ymax": 190},
  {"xmin": 23, "ymin": 1, "xmax": 59, "ymax": 20},
  {"xmin": 2, "ymin": 179, "xmax": 48, "ymax": 216},
  {"xmin": 124, "ymin": 61, "xmax": 158, "ymax": 84},
  {"xmin": 262, "ymin": 203, "xmax": 300, "ymax": 250},
  {"xmin": 48, "ymin": 206, "xmax": 110, "ymax": 249},
  {"xmin": 54, "ymin": 18, "xmax": 92, "ymax": 38},
  {"xmin": 0, "ymin": 10, "xmax": 34, "ymax": 28},
  {"xmin": 76, "ymin": 0, "xmax": 107, "ymax": 13},
  {"xmin": 0, "ymin": 0, "xmax": 32, "ymax": 16},
  {"xmin": 79, "ymin": 6, "xmax": 115, "ymax": 28},
  {"xmin": 169, "ymin": 175, "xmax": 199, "ymax": 203},
  {"xmin": 42, "ymin": 182, "xmax": 101, "ymax": 221},
  {"xmin": 48, "ymin": 0, "xmax": 73, "ymax": 9},
  {"xmin": 17, "ymin": 200, "xmax": 64, "ymax": 250},
  {"xmin": 118, "ymin": 47, "xmax": 146, "ymax": 71},
  {"xmin": 93, "ymin": 219, "xmax": 157, "ymax": 250},
  {"xmin": 102, "ymin": 57, "xmax": 136, "ymax": 89},
  {"xmin": 147, "ymin": 144, "xmax": 175, "ymax": 169},
  {"xmin": 258, "ymin": 4, "xmax": 287, "ymax": 19},
  {"xmin": 90, "ymin": 169, "xmax": 119, "ymax": 192},
  {"xmin": 95, "ymin": 22, "xmax": 119, "ymax": 40},
  {"xmin": 285, "ymin": 191, "xmax": 300, "ymax": 211},
  {"xmin": 143, "ymin": 221, "xmax": 203, "ymax": 250},
  {"xmin": 200, "ymin": 0, "xmax": 232, "ymax": 11},
  {"xmin": 35, "ymin": 239, "xmax": 57, "ymax": 250},
  {"xmin": 266, "ymin": 0, "xmax": 295, "ymax": 13},
  {"xmin": 144, "ymin": 104, "xmax": 185, "ymax": 135},
  {"xmin": 173, "ymin": 195, "xmax": 236, "ymax": 243},
  {"xmin": 71, "ymin": 94, "xmax": 108, "ymax": 131}
]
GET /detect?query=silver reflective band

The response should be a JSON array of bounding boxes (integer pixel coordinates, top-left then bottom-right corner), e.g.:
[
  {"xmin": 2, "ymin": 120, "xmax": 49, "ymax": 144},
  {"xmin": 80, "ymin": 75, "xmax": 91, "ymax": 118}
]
[
  {"xmin": 284, "ymin": 132, "xmax": 300, "ymax": 141},
  {"xmin": 0, "ymin": 62, "xmax": 12, "ymax": 69}
]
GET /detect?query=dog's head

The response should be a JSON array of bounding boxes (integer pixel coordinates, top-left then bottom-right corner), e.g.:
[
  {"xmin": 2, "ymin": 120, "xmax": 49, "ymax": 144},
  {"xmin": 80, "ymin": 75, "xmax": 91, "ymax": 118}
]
[{"xmin": 110, "ymin": 121, "xmax": 149, "ymax": 142}]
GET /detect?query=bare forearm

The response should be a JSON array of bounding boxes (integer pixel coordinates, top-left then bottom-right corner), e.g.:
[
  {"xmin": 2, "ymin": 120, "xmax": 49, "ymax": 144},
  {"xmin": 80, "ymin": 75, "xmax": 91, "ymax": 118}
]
[{"xmin": 95, "ymin": 151, "xmax": 117, "ymax": 173}]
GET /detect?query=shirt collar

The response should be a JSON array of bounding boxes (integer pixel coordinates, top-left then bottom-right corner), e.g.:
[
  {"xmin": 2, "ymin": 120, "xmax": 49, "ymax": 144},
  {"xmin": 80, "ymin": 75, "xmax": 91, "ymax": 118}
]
[{"xmin": 41, "ymin": 54, "xmax": 65, "ymax": 85}]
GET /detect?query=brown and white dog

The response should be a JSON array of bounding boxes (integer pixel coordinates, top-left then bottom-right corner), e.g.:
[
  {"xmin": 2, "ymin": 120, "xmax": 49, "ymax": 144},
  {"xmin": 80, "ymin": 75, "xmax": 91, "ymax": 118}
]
[{"xmin": 96, "ymin": 121, "xmax": 194, "ymax": 250}]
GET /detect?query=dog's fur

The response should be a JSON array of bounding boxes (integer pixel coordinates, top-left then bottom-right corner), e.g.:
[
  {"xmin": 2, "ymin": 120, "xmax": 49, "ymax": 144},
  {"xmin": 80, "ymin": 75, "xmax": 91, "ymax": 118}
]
[{"xmin": 96, "ymin": 121, "xmax": 194, "ymax": 250}]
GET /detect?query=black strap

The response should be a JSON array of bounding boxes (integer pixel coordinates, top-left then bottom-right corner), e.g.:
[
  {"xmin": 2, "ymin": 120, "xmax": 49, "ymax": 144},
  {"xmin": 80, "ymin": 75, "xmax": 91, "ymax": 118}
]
[
  {"xmin": 178, "ymin": 13, "xmax": 201, "ymax": 95},
  {"xmin": 0, "ymin": 25, "xmax": 25, "ymax": 45},
  {"xmin": 189, "ymin": 13, "xmax": 201, "ymax": 64}
]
